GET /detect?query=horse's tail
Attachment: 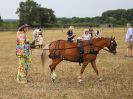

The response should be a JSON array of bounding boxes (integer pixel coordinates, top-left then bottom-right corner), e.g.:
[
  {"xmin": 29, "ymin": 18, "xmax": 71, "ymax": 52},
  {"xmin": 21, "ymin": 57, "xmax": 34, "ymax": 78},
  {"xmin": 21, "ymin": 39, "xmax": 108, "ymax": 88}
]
[{"xmin": 41, "ymin": 44, "xmax": 49, "ymax": 67}]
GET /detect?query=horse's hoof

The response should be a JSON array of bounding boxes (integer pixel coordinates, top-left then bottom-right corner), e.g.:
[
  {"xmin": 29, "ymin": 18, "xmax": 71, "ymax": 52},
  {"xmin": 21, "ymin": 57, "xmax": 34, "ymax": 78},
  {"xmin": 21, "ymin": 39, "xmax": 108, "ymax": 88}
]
[
  {"xmin": 78, "ymin": 79, "xmax": 83, "ymax": 83},
  {"xmin": 99, "ymin": 78, "xmax": 103, "ymax": 81},
  {"xmin": 52, "ymin": 78, "xmax": 55, "ymax": 82}
]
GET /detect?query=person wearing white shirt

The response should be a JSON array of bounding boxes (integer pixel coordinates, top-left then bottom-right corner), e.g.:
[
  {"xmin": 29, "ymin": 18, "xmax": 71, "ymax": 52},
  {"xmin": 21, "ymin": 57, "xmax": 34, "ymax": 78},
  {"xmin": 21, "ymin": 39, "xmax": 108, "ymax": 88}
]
[
  {"xmin": 82, "ymin": 29, "xmax": 92, "ymax": 40},
  {"xmin": 33, "ymin": 28, "xmax": 40, "ymax": 42},
  {"xmin": 125, "ymin": 23, "xmax": 133, "ymax": 57},
  {"xmin": 38, "ymin": 34, "xmax": 43, "ymax": 49}
]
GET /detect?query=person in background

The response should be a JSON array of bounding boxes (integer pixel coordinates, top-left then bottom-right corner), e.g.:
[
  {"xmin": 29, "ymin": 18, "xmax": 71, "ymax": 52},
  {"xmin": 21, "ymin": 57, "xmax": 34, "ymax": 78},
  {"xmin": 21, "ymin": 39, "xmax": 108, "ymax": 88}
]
[
  {"xmin": 88, "ymin": 25, "xmax": 94, "ymax": 38},
  {"xmin": 33, "ymin": 28, "xmax": 40, "ymax": 42},
  {"xmin": 125, "ymin": 23, "xmax": 133, "ymax": 57},
  {"xmin": 67, "ymin": 26, "xmax": 76, "ymax": 42},
  {"xmin": 39, "ymin": 28, "xmax": 42, "ymax": 32},
  {"xmin": 82, "ymin": 29, "xmax": 92, "ymax": 40},
  {"xmin": 95, "ymin": 30, "xmax": 101, "ymax": 38},
  {"xmin": 16, "ymin": 23, "xmax": 31, "ymax": 84},
  {"xmin": 38, "ymin": 31, "xmax": 43, "ymax": 49}
]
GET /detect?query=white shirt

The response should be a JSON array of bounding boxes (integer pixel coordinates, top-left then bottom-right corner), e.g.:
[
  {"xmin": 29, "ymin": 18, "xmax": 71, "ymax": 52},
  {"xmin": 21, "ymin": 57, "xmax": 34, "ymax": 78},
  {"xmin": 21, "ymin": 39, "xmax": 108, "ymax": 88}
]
[
  {"xmin": 82, "ymin": 33, "xmax": 91, "ymax": 40},
  {"xmin": 125, "ymin": 27, "xmax": 133, "ymax": 42},
  {"xmin": 33, "ymin": 29, "xmax": 40, "ymax": 41},
  {"xmin": 38, "ymin": 35, "xmax": 43, "ymax": 45},
  {"xmin": 95, "ymin": 31, "xmax": 101, "ymax": 38}
]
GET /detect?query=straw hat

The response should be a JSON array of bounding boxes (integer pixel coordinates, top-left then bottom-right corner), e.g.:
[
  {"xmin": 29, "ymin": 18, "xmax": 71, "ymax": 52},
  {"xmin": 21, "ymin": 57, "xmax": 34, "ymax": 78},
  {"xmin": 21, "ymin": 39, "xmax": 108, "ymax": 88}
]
[
  {"xmin": 69, "ymin": 26, "xmax": 74, "ymax": 30},
  {"xmin": 18, "ymin": 23, "xmax": 30, "ymax": 31}
]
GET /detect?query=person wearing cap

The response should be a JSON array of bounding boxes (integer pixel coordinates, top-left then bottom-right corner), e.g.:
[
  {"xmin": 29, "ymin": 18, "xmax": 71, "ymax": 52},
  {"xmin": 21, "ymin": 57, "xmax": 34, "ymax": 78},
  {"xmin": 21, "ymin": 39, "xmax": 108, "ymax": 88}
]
[
  {"xmin": 82, "ymin": 29, "xmax": 92, "ymax": 40},
  {"xmin": 16, "ymin": 23, "xmax": 31, "ymax": 83},
  {"xmin": 125, "ymin": 23, "xmax": 133, "ymax": 57},
  {"xmin": 88, "ymin": 25, "xmax": 94, "ymax": 38},
  {"xmin": 66, "ymin": 26, "xmax": 76, "ymax": 42}
]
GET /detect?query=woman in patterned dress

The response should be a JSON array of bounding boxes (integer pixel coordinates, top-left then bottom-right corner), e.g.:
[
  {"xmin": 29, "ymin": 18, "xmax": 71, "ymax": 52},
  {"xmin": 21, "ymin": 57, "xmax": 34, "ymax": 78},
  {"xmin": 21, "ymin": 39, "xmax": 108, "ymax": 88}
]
[{"xmin": 16, "ymin": 23, "xmax": 31, "ymax": 84}]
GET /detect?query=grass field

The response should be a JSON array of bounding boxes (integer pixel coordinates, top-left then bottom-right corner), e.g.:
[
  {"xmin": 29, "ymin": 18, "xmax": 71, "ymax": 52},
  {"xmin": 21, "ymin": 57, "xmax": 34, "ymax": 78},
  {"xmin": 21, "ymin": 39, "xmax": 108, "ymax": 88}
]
[{"xmin": 0, "ymin": 27, "xmax": 133, "ymax": 99}]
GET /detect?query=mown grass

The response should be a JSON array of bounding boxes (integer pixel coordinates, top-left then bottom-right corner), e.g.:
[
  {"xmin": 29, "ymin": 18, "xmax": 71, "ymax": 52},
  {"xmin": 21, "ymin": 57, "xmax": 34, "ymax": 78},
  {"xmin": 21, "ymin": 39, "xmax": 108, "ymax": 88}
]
[{"xmin": 0, "ymin": 27, "xmax": 133, "ymax": 99}]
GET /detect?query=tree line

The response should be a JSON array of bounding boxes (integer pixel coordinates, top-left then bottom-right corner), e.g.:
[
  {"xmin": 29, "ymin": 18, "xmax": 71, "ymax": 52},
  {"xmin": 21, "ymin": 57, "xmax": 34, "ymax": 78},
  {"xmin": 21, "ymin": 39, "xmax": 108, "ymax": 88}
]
[
  {"xmin": 57, "ymin": 9, "xmax": 133, "ymax": 27},
  {"xmin": 0, "ymin": 0, "xmax": 133, "ymax": 29}
]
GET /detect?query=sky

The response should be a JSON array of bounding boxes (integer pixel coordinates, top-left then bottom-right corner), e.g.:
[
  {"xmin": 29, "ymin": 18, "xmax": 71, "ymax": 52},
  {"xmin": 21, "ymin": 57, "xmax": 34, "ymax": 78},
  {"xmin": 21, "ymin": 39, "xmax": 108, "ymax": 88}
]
[{"xmin": 0, "ymin": 0, "xmax": 133, "ymax": 19}]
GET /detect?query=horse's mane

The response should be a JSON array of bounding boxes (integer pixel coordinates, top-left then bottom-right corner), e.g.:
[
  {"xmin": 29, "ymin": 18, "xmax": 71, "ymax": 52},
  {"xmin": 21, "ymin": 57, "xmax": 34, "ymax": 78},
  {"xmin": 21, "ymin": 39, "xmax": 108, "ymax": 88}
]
[
  {"xmin": 92, "ymin": 37, "xmax": 111, "ymax": 42},
  {"xmin": 92, "ymin": 37, "xmax": 111, "ymax": 41}
]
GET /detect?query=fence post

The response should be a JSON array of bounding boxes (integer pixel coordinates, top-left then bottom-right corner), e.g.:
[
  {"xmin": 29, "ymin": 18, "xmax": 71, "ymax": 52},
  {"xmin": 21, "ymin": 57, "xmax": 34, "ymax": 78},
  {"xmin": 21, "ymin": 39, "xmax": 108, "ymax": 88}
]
[
  {"xmin": 102, "ymin": 28, "xmax": 103, "ymax": 34},
  {"xmin": 113, "ymin": 27, "xmax": 114, "ymax": 34},
  {"xmin": 124, "ymin": 27, "xmax": 126, "ymax": 33}
]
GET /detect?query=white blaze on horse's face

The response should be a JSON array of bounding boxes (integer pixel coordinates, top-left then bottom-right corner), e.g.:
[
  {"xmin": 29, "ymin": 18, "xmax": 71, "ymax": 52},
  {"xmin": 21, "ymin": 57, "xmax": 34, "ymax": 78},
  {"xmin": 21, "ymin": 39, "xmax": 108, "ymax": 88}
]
[{"xmin": 107, "ymin": 38, "xmax": 117, "ymax": 54}]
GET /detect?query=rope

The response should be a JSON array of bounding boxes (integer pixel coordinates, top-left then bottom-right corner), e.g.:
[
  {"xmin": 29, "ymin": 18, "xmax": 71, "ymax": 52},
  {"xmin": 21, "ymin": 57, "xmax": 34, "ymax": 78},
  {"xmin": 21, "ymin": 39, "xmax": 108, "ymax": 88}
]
[
  {"xmin": 32, "ymin": 46, "xmax": 78, "ymax": 50},
  {"xmin": 32, "ymin": 44, "xmax": 111, "ymax": 53}
]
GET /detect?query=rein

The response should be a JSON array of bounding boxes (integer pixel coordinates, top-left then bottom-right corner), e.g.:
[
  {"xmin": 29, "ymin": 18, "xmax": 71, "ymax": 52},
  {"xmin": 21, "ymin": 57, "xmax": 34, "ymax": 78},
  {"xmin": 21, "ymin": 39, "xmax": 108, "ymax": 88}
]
[
  {"xmin": 102, "ymin": 48, "xmax": 111, "ymax": 52},
  {"xmin": 33, "ymin": 44, "xmax": 111, "ymax": 53}
]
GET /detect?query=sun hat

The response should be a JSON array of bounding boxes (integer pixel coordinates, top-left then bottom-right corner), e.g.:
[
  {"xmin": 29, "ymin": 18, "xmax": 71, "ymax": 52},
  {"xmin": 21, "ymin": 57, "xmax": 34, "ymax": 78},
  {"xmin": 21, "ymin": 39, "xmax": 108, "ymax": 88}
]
[
  {"xmin": 69, "ymin": 26, "xmax": 74, "ymax": 30},
  {"xmin": 18, "ymin": 23, "xmax": 30, "ymax": 31}
]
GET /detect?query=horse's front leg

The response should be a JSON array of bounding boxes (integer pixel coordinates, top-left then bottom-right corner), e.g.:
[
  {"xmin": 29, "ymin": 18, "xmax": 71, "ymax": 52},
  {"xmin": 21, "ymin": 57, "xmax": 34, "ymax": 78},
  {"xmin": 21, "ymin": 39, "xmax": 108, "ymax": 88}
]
[
  {"xmin": 91, "ymin": 60, "xmax": 102, "ymax": 81},
  {"xmin": 49, "ymin": 59, "xmax": 62, "ymax": 82},
  {"xmin": 78, "ymin": 61, "xmax": 89, "ymax": 83}
]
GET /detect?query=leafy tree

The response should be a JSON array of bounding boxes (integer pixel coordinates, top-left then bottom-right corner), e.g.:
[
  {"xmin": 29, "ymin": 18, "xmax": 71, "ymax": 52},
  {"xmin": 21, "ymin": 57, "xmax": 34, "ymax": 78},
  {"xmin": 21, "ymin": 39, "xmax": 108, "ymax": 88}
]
[
  {"xmin": 0, "ymin": 16, "xmax": 3, "ymax": 26},
  {"xmin": 16, "ymin": 0, "xmax": 56, "ymax": 27},
  {"xmin": 101, "ymin": 9, "xmax": 133, "ymax": 25},
  {"xmin": 16, "ymin": 0, "xmax": 40, "ymax": 24},
  {"xmin": 102, "ymin": 9, "xmax": 126, "ymax": 20},
  {"xmin": 126, "ymin": 9, "xmax": 133, "ymax": 21},
  {"xmin": 102, "ymin": 9, "xmax": 133, "ymax": 21},
  {"xmin": 36, "ymin": 7, "xmax": 56, "ymax": 26},
  {"xmin": 0, "ymin": 16, "xmax": 2, "ymax": 22}
]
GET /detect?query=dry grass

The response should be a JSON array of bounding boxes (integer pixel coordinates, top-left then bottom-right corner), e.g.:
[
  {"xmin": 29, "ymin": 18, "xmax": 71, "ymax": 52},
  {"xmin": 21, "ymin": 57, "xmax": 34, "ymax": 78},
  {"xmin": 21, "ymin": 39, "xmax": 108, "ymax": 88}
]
[{"xmin": 0, "ymin": 28, "xmax": 133, "ymax": 99}]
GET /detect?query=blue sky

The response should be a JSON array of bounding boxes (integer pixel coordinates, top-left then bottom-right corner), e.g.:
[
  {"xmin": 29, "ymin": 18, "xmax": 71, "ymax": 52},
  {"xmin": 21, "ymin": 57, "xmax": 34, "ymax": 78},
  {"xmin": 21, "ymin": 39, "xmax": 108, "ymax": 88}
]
[{"xmin": 0, "ymin": 0, "xmax": 133, "ymax": 19}]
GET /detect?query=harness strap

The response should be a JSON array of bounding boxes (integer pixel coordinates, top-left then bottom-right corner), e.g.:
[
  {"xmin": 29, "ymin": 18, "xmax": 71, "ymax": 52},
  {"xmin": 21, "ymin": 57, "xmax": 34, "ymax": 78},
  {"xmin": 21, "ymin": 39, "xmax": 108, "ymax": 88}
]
[
  {"xmin": 49, "ymin": 40, "xmax": 62, "ymax": 59},
  {"xmin": 77, "ymin": 40, "xmax": 84, "ymax": 66},
  {"xmin": 87, "ymin": 40, "xmax": 98, "ymax": 55},
  {"xmin": 40, "ymin": 40, "xmax": 112, "ymax": 54},
  {"xmin": 88, "ymin": 39, "xmax": 93, "ymax": 46}
]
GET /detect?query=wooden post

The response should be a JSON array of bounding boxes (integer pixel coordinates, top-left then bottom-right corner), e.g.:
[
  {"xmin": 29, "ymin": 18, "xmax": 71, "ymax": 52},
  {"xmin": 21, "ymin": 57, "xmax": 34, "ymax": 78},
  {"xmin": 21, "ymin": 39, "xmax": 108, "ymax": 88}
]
[{"xmin": 113, "ymin": 27, "xmax": 114, "ymax": 34}]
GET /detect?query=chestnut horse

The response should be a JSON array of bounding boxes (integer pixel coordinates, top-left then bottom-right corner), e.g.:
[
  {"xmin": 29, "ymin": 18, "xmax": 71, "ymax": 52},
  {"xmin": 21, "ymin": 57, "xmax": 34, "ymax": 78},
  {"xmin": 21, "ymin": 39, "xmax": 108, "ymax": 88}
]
[{"xmin": 41, "ymin": 37, "xmax": 117, "ymax": 82}]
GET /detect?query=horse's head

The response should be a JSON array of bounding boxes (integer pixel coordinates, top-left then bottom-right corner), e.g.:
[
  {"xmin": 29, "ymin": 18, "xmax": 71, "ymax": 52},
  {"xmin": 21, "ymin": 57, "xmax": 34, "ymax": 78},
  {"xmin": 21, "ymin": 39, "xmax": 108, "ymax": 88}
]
[{"xmin": 107, "ymin": 37, "xmax": 117, "ymax": 54}]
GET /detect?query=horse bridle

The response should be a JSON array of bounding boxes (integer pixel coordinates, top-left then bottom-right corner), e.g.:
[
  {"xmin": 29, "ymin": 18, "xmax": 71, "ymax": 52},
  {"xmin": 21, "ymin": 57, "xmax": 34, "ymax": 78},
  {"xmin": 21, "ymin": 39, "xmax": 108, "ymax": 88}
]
[{"xmin": 106, "ymin": 38, "xmax": 117, "ymax": 53}]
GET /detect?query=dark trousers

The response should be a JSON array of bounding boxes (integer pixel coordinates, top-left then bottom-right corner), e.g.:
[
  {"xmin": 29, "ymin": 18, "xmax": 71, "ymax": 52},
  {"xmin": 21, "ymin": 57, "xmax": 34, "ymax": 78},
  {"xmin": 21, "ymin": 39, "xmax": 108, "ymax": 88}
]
[{"xmin": 67, "ymin": 37, "xmax": 73, "ymax": 42}]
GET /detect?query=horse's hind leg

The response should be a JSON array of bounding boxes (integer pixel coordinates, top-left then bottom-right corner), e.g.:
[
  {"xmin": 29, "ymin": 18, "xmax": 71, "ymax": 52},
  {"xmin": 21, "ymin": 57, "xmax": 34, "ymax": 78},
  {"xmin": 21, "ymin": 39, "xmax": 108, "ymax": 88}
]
[
  {"xmin": 49, "ymin": 59, "xmax": 62, "ymax": 82},
  {"xmin": 78, "ymin": 61, "xmax": 89, "ymax": 83},
  {"xmin": 91, "ymin": 61, "xmax": 102, "ymax": 81}
]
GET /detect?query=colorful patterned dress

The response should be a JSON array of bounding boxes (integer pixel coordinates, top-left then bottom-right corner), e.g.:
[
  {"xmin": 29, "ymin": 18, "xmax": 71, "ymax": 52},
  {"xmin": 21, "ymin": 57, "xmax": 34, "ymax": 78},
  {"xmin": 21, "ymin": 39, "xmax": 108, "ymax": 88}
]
[{"xmin": 16, "ymin": 31, "xmax": 31, "ymax": 83}]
